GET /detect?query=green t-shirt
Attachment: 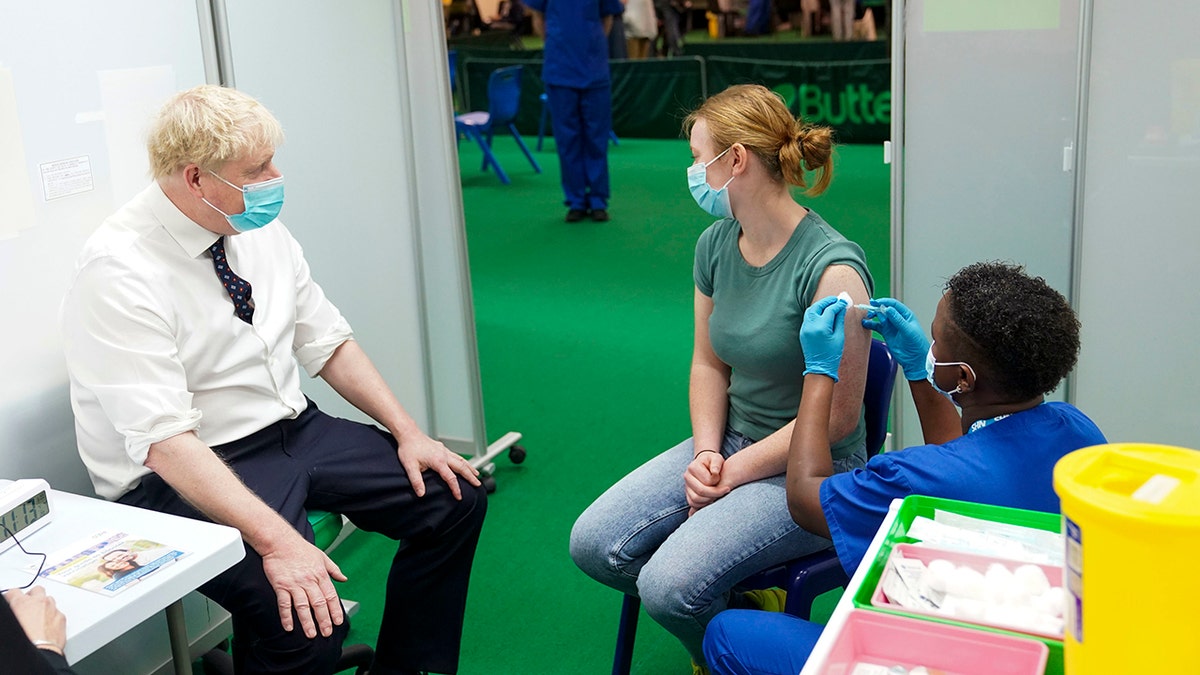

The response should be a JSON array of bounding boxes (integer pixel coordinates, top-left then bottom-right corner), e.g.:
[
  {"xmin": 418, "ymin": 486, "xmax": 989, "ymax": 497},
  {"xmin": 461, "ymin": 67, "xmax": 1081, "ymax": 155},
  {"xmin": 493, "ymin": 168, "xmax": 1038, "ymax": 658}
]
[{"xmin": 693, "ymin": 210, "xmax": 874, "ymax": 458}]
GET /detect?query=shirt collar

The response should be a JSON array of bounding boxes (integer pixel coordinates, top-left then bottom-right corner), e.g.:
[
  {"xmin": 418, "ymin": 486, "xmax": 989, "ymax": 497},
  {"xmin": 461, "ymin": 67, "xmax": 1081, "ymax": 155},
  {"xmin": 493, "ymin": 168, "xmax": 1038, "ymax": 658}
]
[{"xmin": 149, "ymin": 182, "xmax": 223, "ymax": 259}]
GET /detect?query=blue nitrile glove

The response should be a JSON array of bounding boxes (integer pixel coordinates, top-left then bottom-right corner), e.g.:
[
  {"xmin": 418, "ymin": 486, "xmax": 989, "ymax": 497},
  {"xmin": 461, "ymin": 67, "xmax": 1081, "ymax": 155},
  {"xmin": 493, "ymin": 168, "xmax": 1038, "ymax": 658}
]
[
  {"xmin": 801, "ymin": 295, "xmax": 848, "ymax": 381},
  {"xmin": 861, "ymin": 297, "xmax": 930, "ymax": 380}
]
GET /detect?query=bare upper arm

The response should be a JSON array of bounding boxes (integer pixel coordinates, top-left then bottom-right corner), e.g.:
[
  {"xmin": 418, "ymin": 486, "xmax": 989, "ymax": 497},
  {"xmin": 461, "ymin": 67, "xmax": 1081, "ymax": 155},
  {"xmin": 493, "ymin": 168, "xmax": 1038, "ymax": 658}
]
[
  {"xmin": 693, "ymin": 287, "xmax": 726, "ymax": 371},
  {"xmin": 808, "ymin": 264, "xmax": 869, "ymax": 308},
  {"xmin": 810, "ymin": 265, "xmax": 871, "ymax": 440}
]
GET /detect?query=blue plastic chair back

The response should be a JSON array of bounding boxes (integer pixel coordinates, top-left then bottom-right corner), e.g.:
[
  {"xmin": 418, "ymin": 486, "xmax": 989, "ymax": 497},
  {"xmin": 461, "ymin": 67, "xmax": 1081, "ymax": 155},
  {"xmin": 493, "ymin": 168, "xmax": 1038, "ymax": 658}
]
[
  {"xmin": 864, "ymin": 338, "xmax": 898, "ymax": 456},
  {"xmin": 448, "ymin": 49, "xmax": 458, "ymax": 93},
  {"xmin": 486, "ymin": 65, "xmax": 524, "ymax": 126}
]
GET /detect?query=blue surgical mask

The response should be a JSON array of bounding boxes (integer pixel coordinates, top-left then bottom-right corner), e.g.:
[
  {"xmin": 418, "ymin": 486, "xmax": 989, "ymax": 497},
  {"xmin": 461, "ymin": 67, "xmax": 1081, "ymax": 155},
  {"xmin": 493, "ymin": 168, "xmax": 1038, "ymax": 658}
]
[
  {"xmin": 925, "ymin": 341, "xmax": 977, "ymax": 406},
  {"xmin": 687, "ymin": 147, "xmax": 735, "ymax": 219},
  {"xmin": 203, "ymin": 171, "xmax": 285, "ymax": 232}
]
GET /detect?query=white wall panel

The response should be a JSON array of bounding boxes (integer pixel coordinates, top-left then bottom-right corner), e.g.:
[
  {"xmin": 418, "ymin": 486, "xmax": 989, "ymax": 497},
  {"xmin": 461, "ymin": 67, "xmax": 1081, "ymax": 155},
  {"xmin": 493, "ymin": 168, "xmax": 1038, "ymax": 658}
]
[
  {"xmin": 0, "ymin": 5, "xmax": 221, "ymax": 672},
  {"xmin": 220, "ymin": 0, "xmax": 429, "ymax": 429},
  {"xmin": 220, "ymin": 0, "xmax": 486, "ymax": 454}
]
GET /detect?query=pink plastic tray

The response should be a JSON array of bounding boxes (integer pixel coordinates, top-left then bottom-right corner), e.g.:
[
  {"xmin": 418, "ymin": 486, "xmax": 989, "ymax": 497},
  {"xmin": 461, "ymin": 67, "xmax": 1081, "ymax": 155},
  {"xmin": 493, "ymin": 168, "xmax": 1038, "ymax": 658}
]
[
  {"xmin": 821, "ymin": 609, "xmax": 1049, "ymax": 675},
  {"xmin": 870, "ymin": 543, "xmax": 1065, "ymax": 639}
]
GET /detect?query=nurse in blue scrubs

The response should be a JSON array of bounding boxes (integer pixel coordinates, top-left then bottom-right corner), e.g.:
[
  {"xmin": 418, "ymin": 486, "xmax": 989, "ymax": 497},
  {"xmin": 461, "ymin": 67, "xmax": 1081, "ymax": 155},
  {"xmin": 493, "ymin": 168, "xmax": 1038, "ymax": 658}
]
[
  {"xmin": 526, "ymin": 0, "xmax": 624, "ymax": 223},
  {"xmin": 703, "ymin": 262, "xmax": 1108, "ymax": 675}
]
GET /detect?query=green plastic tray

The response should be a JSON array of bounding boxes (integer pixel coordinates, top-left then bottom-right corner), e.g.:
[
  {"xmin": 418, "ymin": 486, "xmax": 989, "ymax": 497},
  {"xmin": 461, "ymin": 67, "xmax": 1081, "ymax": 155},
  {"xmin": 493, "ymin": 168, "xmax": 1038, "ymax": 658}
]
[{"xmin": 851, "ymin": 495, "xmax": 1065, "ymax": 675}]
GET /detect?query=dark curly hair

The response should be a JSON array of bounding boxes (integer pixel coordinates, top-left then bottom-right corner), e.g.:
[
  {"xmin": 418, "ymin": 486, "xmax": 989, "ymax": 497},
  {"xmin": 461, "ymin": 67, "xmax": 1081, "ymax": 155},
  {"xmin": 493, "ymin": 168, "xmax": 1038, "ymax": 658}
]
[{"xmin": 944, "ymin": 261, "xmax": 1079, "ymax": 401}]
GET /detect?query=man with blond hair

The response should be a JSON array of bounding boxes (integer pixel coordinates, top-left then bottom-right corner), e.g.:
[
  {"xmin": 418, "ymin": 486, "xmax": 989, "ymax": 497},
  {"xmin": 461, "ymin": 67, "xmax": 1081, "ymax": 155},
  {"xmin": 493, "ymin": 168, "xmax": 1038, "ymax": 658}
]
[{"xmin": 61, "ymin": 84, "xmax": 487, "ymax": 675}]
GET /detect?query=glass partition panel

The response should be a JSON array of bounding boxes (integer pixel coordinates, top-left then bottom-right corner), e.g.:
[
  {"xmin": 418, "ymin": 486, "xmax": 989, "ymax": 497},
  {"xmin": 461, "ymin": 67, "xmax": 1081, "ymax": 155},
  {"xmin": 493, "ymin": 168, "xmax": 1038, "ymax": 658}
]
[
  {"xmin": 1073, "ymin": 1, "xmax": 1200, "ymax": 446},
  {"xmin": 894, "ymin": 0, "xmax": 1082, "ymax": 449}
]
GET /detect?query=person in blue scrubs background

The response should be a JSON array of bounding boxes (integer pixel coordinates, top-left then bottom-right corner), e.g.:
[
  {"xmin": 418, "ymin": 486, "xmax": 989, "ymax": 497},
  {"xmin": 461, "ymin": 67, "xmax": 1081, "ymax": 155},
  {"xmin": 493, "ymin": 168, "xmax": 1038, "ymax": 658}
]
[
  {"xmin": 702, "ymin": 261, "xmax": 1108, "ymax": 675},
  {"xmin": 526, "ymin": 0, "xmax": 624, "ymax": 222}
]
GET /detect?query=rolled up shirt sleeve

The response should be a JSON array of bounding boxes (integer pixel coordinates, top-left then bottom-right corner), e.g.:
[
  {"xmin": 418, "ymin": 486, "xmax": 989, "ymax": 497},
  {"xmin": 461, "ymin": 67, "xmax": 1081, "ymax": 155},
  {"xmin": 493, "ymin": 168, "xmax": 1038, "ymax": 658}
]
[
  {"xmin": 63, "ymin": 256, "xmax": 202, "ymax": 468},
  {"xmin": 287, "ymin": 235, "xmax": 354, "ymax": 376}
]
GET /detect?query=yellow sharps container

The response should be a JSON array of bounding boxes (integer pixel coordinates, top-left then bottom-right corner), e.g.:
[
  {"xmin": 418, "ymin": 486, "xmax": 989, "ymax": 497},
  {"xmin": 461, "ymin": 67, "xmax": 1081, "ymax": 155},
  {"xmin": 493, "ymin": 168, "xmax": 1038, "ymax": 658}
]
[{"xmin": 1053, "ymin": 443, "xmax": 1200, "ymax": 674}]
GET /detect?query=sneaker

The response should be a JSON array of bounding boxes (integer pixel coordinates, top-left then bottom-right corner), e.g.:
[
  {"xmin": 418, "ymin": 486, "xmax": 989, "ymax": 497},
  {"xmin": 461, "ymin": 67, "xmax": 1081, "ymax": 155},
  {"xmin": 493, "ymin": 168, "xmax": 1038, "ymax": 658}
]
[
  {"xmin": 589, "ymin": 208, "xmax": 609, "ymax": 222},
  {"xmin": 565, "ymin": 208, "xmax": 587, "ymax": 222},
  {"xmin": 742, "ymin": 587, "xmax": 788, "ymax": 613}
]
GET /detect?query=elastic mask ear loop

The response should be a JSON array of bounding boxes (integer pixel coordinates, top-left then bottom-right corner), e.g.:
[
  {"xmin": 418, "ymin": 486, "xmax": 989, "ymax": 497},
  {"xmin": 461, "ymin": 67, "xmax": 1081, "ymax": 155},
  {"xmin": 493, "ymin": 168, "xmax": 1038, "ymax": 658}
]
[
  {"xmin": 200, "ymin": 170, "xmax": 238, "ymax": 218},
  {"xmin": 706, "ymin": 147, "xmax": 735, "ymax": 190},
  {"xmin": 956, "ymin": 362, "xmax": 978, "ymax": 395},
  {"xmin": 202, "ymin": 197, "xmax": 233, "ymax": 218},
  {"xmin": 208, "ymin": 170, "xmax": 246, "ymax": 193},
  {"xmin": 703, "ymin": 146, "xmax": 732, "ymax": 169},
  {"xmin": 942, "ymin": 362, "xmax": 978, "ymax": 397}
]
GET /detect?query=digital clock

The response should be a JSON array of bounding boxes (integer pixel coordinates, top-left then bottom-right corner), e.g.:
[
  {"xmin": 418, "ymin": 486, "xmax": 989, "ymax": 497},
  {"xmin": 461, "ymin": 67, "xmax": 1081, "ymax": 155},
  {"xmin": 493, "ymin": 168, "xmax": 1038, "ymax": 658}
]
[{"xmin": 0, "ymin": 479, "xmax": 54, "ymax": 553}]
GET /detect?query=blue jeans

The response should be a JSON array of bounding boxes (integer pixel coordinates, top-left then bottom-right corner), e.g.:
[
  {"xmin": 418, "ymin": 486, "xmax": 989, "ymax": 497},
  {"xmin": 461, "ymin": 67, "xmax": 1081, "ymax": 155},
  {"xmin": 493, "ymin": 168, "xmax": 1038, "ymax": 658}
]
[{"xmin": 569, "ymin": 428, "xmax": 865, "ymax": 664}]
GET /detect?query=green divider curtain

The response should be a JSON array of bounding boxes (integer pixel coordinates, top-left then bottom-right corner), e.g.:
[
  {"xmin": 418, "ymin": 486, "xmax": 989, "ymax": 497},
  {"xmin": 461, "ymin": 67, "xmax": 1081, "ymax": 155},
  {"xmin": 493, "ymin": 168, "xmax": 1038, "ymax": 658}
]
[
  {"xmin": 462, "ymin": 56, "xmax": 707, "ymax": 139},
  {"xmin": 610, "ymin": 57, "xmax": 707, "ymax": 138},
  {"xmin": 461, "ymin": 52, "xmax": 889, "ymax": 143}
]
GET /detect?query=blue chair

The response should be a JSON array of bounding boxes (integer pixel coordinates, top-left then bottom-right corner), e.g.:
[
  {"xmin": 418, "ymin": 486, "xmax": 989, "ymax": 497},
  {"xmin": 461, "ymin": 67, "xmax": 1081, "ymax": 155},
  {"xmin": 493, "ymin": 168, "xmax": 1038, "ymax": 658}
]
[
  {"xmin": 454, "ymin": 65, "xmax": 540, "ymax": 185},
  {"xmin": 536, "ymin": 92, "xmax": 621, "ymax": 152},
  {"xmin": 611, "ymin": 338, "xmax": 899, "ymax": 675}
]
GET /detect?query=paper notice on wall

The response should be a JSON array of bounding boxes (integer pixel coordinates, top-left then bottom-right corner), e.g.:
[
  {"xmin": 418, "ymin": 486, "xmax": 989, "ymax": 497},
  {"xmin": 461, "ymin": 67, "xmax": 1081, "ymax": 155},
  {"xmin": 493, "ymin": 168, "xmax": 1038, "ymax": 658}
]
[
  {"xmin": 39, "ymin": 156, "xmax": 94, "ymax": 201},
  {"xmin": 0, "ymin": 67, "xmax": 36, "ymax": 241}
]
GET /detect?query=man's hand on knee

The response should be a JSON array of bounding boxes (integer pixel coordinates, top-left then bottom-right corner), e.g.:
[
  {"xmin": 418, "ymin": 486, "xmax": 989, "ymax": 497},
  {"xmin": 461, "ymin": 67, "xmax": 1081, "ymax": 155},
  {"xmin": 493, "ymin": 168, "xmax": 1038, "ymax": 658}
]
[
  {"xmin": 261, "ymin": 535, "xmax": 348, "ymax": 638},
  {"xmin": 396, "ymin": 432, "xmax": 482, "ymax": 499}
]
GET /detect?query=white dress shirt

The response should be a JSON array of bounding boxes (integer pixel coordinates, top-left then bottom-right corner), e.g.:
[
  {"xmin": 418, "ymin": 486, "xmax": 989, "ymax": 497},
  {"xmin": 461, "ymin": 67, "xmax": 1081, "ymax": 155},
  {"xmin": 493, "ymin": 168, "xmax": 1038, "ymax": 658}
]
[{"xmin": 61, "ymin": 183, "xmax": 353, "ymax": 500}]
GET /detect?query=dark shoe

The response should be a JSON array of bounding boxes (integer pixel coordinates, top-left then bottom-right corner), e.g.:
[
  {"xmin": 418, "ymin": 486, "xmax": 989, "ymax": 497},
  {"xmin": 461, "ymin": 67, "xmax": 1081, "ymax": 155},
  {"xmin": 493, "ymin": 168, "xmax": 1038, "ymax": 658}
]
[
  {"xmin": 589, "ymin": 208, "xmax": 609, "ymax": 222},
  {"xmin": 565, "ymin": 208, "xmax": 587, "ymax": 222}
]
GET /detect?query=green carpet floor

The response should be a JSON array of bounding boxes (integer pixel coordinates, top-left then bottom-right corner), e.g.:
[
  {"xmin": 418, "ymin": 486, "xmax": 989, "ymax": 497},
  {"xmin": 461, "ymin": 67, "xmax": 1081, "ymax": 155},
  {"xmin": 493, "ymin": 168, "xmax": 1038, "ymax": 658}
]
[{"xmin": 329, "ymin": 136, "xmax": 889, "ymax": 674}]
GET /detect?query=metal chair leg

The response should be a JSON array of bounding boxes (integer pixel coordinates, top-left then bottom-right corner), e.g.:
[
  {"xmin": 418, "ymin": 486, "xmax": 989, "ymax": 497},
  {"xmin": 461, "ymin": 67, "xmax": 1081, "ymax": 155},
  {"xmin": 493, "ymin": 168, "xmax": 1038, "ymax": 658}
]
[
  {"xmin": 509, "ymin": 123, "xmax": 542, "ymax": 173},
  {"xmin": 468, "ymin": 128, "xmax": 510, "ymax": 184},
  {"xmin": 783, "ymin": 554, "xmax": 850, "ymax": 620},
  {"xmin": 612, "ymin": 594, "xmax": 640, "ymax": 675}
]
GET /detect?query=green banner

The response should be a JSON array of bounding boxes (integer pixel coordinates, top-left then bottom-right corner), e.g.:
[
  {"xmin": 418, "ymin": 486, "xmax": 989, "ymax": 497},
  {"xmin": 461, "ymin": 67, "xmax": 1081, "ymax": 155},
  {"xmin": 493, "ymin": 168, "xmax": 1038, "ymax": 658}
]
[
  {"xmin": 683, "ymin": 39, "xmax": 887, "ymax": 62},
  {"xmin": 460, "ymin": 53, "xmax": 890, "ymax": 143},
  {"xmin": 705, "ymin": 56, "xmax": 890, "ymax": 143}
]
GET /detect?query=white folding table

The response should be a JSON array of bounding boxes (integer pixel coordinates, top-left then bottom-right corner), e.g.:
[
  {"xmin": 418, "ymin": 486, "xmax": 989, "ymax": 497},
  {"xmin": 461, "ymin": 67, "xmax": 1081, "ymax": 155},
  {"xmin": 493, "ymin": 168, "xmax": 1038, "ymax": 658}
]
[{"xmin": 0, "ymin": 487, "xmax": 243, "ymax": 674}]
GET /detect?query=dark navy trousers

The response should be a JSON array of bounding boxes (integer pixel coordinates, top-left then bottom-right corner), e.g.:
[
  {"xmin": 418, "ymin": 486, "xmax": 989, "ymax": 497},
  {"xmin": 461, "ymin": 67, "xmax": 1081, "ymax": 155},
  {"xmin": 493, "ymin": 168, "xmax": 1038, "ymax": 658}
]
[
  {"xmin": 119, "ymin": 402, "xmax": 487, "ymax": 675},
  {"xmin": 545, "ymin": 82, "xmax": 612, "ymax": 211}
]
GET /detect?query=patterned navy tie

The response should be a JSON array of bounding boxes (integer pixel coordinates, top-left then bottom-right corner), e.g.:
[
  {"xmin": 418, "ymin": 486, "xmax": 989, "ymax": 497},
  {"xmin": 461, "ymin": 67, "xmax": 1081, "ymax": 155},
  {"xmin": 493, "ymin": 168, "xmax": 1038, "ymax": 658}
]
[{"xmin": 209, "ymin": 236, "xmax": 255, "ymax": 324}]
